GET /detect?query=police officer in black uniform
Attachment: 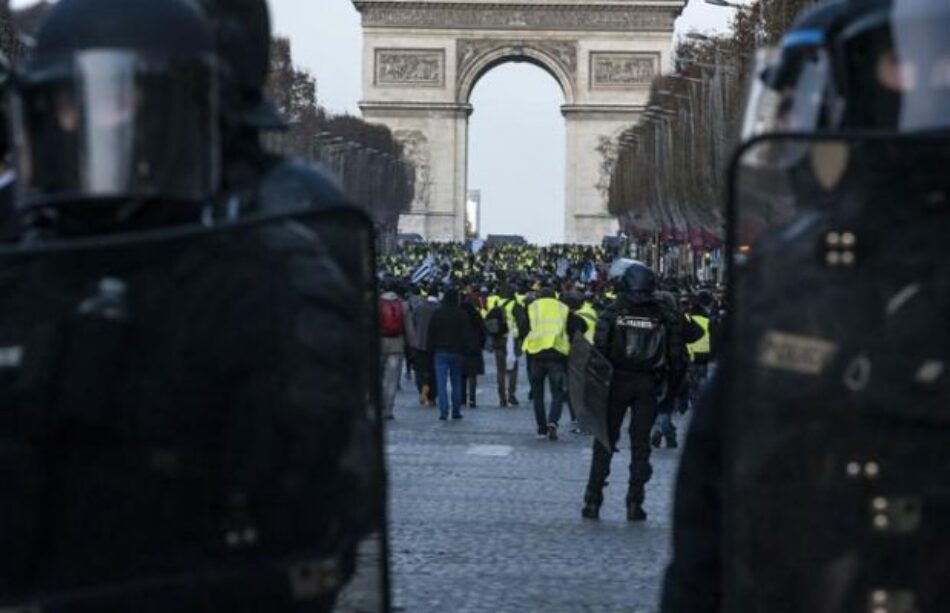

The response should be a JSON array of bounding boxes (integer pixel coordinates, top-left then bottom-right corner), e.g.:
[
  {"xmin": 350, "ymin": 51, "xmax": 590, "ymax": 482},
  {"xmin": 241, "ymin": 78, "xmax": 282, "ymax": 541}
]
[
  {"xmin": 0, "ymin": 0, "xmax": 376, "ymax": 611},
  {"xmin": 581, "ymin": 260, "xmax": 687, "ymax": 521},
  {"xmin": 662, "ymin": 1, "xmax": 950, "ymax": 610}
]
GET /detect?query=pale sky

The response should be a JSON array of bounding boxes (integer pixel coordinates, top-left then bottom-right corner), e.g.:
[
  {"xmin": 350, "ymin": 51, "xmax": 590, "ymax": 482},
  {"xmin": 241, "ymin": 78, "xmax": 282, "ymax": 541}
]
[{"xmin": 12, "ymin": 0, "xmax": 743, "ymax": 243}]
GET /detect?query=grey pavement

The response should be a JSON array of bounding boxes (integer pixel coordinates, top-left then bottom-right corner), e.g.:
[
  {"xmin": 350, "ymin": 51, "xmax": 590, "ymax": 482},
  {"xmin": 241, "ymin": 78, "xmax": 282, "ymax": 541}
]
[{"xmin": 380, "ymin": 356, "xmax": 687, "ymax": 612}]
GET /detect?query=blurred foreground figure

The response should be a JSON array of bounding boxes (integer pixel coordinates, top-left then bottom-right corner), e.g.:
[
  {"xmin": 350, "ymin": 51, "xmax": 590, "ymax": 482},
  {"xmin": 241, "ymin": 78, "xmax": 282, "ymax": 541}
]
[
  {"xmin": 0, "ymin": 0, "xmax": 387, "ymax": 611},
  {"xmin": 662, "ymin": 0, "xmax": 950, "ymax": 611}
]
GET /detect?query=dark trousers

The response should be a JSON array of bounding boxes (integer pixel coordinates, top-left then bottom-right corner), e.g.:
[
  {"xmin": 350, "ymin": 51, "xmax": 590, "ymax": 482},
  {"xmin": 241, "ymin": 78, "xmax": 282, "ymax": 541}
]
[
  {"xmin": 529, "ymin": 357, "xmax": 566, "ymax": 427},
  {"xmin": 461, "ymin": 374, "xmax": 477, "ymax": 405},
  {"xmin": 586, "ymin": 372, "xmax": 657, "ymax": 504},
  {"xmin": 493, "ymin": 344, "xmax": 519, "ymax": 402},
  {"xmin": 413, "ymin": 348, "xmax": 434, "ymax": 400}
]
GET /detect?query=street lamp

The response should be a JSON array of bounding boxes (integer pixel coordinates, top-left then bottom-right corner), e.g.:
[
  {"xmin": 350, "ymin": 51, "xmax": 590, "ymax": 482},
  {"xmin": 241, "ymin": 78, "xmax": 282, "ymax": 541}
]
[
  {"xmin": 705, "ymin": 0, "xmax": 745, "ymax": 8},
  {"xmin": 686, "ymin": 31, "xmax": 715, "ymax": 43},
  {"xmin": 669, "ymin": 74, "xmax": 704, "ymax": 85}
]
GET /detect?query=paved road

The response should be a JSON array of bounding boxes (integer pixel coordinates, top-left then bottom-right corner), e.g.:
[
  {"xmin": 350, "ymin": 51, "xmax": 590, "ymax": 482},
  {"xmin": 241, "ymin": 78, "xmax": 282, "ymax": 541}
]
[{"xmin": 380, "ymin": 358, "xmax": 687, "ymax": 612}]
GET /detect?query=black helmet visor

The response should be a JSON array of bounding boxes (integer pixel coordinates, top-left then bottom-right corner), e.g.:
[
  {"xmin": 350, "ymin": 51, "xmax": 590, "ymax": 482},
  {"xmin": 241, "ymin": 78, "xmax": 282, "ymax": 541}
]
[{"xmin": 14, "ymin": 50, "xmax": 219, "ymax": 209}]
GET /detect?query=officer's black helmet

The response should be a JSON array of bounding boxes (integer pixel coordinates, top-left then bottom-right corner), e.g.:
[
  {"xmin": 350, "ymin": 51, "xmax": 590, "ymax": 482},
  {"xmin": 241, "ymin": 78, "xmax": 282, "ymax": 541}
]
[
  {"xmin": 609, "ymin": 259, "xmax": 656, "ymax": 301},
  {"xmin": 12, "ymin": 0, "xmax": 220, "ymax": 210},
  {"xmin": 197, "ymin": 0, "xmax": 286, "ymax": 131},
  {"xmin": 833, "ymin": 0, "xmax": 950, "ymax": 134}
]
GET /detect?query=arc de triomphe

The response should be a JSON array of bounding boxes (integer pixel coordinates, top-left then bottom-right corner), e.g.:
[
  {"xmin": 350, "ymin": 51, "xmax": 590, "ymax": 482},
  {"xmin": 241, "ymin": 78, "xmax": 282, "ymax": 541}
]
[{"xmin": 354, "ymin": 0, "xmax": 686, "ymax": 243}]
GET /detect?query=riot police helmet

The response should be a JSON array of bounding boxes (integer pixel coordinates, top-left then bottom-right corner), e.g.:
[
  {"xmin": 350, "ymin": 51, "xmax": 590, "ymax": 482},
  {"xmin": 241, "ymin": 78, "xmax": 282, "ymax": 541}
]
[
  {"xmin": 608, "ymin": 258, "xmax": 656, "ymax": 301},
  {"xmin": 833, "ymin": 0, "xmax": 950, "ymax": 134},
  {"xmin": 196, "ymin": 0, "xmax": 286, "ymax": 130},
  {"xmin": 12, "ymin": 0, "xmax": 220, "ymax": 211}
]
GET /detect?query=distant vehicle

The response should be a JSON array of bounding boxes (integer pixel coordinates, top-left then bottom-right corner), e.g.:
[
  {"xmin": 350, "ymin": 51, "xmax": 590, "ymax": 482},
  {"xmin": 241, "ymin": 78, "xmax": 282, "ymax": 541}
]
[
  {"xmin": 396, "ymin": 233, "xmax": 424, "ymax": 247},
  {"xmin": 485, "ymin": 234, "xmax": 527, "ymax": 247}
]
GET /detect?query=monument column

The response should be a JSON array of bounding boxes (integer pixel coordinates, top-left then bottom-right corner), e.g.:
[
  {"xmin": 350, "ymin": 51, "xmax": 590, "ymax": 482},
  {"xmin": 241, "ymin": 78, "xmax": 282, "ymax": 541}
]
[
  {"xmin": 360, "ymin": 102, "xmax": 471, "ymax": 241},
  {"xmin": 562, "ymin": 105, "xmax": 643, "ymax": 244}
]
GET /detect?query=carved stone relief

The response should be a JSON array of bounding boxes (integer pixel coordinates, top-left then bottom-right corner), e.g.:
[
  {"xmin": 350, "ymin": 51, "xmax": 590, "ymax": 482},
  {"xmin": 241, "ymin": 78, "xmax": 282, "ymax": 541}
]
[
  {"xmin": 394, "ymin": 129, "xmax": 432, "ymax": 211},
  {"xmin": 375, "ymin": 49, "xmax": 445, "ymax": 86},
  {"xmin": 590, "ymin": 52, "xmax": 658, "ymax": 87},
  {"xmin": 457, "ymin": 38, "xmax": 577, "ymax": 84},
  {"xmin": 358, "ymin": 4, "xmax": 678, "ymax": 32}
]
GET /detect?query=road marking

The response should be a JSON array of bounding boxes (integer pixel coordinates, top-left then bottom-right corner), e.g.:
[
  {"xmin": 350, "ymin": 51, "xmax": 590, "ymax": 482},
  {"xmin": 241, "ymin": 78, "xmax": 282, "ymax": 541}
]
[{"xmin": 466, "ymin": 444, "xmax": 513, "ymax": 457}]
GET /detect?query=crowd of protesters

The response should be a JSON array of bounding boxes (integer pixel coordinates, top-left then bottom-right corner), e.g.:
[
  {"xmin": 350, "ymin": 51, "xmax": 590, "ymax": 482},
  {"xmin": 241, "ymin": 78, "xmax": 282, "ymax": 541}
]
[{"xmin": 376, "ymin": 241, "xmax": 724, "ymax": 440}]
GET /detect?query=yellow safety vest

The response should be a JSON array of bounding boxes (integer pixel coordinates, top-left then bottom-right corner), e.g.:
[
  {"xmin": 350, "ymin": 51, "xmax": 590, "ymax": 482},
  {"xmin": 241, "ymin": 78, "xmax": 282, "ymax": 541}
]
[
  {"xmin": 576, "ymin": 303, "xmax": 598, "ymax": 344},
  {"xmin": 483, "ymin": 294, "xmax": 501, "ymax": 318},
  {"xmin": 522, "ymin": 298, "xmax": 571, "ymax": 356},
  {"xmin": 502, "ymin": 298, "xmax": 520, "ymax": 337},
  {"xmin": 687, "ymin": 314, "xmax": 711, "ymax": 359}
]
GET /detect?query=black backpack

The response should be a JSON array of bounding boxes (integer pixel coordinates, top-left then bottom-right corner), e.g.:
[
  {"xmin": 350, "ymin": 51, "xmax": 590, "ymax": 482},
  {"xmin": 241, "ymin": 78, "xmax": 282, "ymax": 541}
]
[
  {"xmin": 610, "ymin": 307, "xmax": 668, "ymax": 372},
  {"xmin": 484, "ymin": 300, "xmax": 510, "ymax": 337}
]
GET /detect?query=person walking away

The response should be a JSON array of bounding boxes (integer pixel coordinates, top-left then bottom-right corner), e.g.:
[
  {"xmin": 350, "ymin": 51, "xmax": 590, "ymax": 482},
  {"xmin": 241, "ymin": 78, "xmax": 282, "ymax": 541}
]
[
  {"xmin": 485, "ymin": 284, "xmax": 515, "ymax": 406},
  {"xmin": 651, "ymin": 292, "xmax": 704, "ymax": 448},
  {"xmin": 685, "ymin": 291, "xmax": 715, "ymax": 406},
  {"xmin": 403, "ymin": 285, "xmax": 424, "ymax": 381},
  {"xmin": 409, "ymin": 289, "xmax": 439, "ymax": 406},
  {"xmin": 426, "ymin": 288, "xmax": 474, "ymax": 420},
  {"xmin": 379, "ymin": 282, "xmax": 406, "ymax": 419},
  {"xmin": 522, "ymin": 284, "xmax": 588, "ymax": 440},
  {"xmin": 460, "ymin": 289, "xmax": 486, "ymax": 407},
  {"xmin": 582, "ymin": 260, "xmax": 686, "ymax": 521},
  {"xmin": 563, "ymin": 290, "xmax": 597, "ymax": 433},
  {"xmin": 506, "ymin": 290, "xmax": 530, "ymax": 405}
]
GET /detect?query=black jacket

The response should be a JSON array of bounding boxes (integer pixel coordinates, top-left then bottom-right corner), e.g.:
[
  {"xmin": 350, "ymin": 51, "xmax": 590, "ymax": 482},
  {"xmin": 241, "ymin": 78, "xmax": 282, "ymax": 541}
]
[{"xmin": 427, "ymin": 304, "xmax": 476, "ymax": 355}]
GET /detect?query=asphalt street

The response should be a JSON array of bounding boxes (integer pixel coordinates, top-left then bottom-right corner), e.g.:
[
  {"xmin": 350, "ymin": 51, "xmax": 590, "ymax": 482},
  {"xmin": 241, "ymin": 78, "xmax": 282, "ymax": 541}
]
[{"xmin": 378, "ymin": 356, "xmax": 686, "ymax": 612}]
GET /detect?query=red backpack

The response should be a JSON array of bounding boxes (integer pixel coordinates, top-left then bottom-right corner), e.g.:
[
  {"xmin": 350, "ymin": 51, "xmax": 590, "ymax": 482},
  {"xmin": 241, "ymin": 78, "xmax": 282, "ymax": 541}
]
[{"xmin": 379, "ymin": 298, "xmax": 405, "ymax": 337}]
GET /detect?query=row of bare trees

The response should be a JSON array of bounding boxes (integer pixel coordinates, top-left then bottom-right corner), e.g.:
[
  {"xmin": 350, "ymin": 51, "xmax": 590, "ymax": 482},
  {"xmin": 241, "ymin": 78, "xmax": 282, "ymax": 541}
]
[
  {"xmin": 263, "ymin": 38, "xmax": 414, "ymax": 233},
  {"xmin": 607, "ymin": 0, "xmax": 815, "ymax": 247}
]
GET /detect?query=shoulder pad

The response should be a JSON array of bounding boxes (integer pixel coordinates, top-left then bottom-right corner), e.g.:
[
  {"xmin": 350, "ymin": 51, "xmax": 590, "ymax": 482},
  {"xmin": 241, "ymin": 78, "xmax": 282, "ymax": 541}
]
[{"xmin": 256, "ymin": 158, "xmax": 353, "ymax": 213}]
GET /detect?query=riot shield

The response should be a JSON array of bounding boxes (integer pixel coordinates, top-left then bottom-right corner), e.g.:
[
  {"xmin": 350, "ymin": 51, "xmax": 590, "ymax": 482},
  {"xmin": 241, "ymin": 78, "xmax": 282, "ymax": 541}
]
[
  {"xmin": 568, "ymin": 335, "xmax": 614, "ymax": 450},
  {"xmin": 724, "ymin": 134, "xmax": 950, "ymax": 612},
  {"xmin": 0, "ymin": 207, "xmax": 389, "ymax": 612}
]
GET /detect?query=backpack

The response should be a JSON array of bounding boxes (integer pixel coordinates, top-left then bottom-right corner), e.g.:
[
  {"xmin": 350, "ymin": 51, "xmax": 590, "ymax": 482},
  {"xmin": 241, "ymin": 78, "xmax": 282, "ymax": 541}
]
[
  {"xmin": 484, "ymin": 300, "xmax": 510, "ymax": 337},
  {"xmin": 379, "ymin": 298, "xmax": 404, "ymax": 337},
  {"xmin": 611, "ymin": 309, "xmax": 668, "ymax": 371}
]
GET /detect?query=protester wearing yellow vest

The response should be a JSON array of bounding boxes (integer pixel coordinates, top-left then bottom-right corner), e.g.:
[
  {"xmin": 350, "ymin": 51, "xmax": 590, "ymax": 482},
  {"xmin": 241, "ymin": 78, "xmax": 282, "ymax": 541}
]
[
  {"xmin": 486, "ymin": 285, "xmax": 524, "ymax": 407},
  {"xmin": 684, "ymin": 300, "xmax": 715, "ymax": 412},
  {"xmin": 686, "ymin": 313, "xmax": 710, "ymax": 362},
  {"xmin": 576, "ymin": 302, "xmax": 598, "ymax": 344},
  {"xmin": 523, "ymin": 286, "xmax": 589, "ymax": 441}
]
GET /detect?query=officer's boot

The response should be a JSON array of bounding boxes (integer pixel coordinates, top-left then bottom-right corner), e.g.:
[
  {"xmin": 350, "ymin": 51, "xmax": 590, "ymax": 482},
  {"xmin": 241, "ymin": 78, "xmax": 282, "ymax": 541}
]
[
  {"xmin": 626, "ymin": 488, "xmax": 647, "ymax": 522},
  {"xmin": 582, "ymin": 484, "xmax": 604, "ymax": 520},
  {"xmin": 666, "ymin": 432, "xmax": 678, "ymax": 449}
]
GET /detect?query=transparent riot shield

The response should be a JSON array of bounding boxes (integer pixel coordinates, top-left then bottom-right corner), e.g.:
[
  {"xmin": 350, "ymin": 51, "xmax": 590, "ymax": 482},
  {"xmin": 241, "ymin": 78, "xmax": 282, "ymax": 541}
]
[
  {"xmin": 0, "ymin": 206, "xmax": 389, "ymax": 612},
  {"xmin": 567, "ymin": 335, "xmax": 613, "ymax": 451},
  {"xmin": 724, "ymin": 134, "xmax": 950, "ymax": 612}
]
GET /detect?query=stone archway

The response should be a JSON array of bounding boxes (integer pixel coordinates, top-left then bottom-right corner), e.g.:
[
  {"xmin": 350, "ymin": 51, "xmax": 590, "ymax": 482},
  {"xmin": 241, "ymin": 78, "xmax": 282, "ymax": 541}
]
[{"xmin": 354, "ymin": 0, "xmax": 686, "ymax": 243}]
